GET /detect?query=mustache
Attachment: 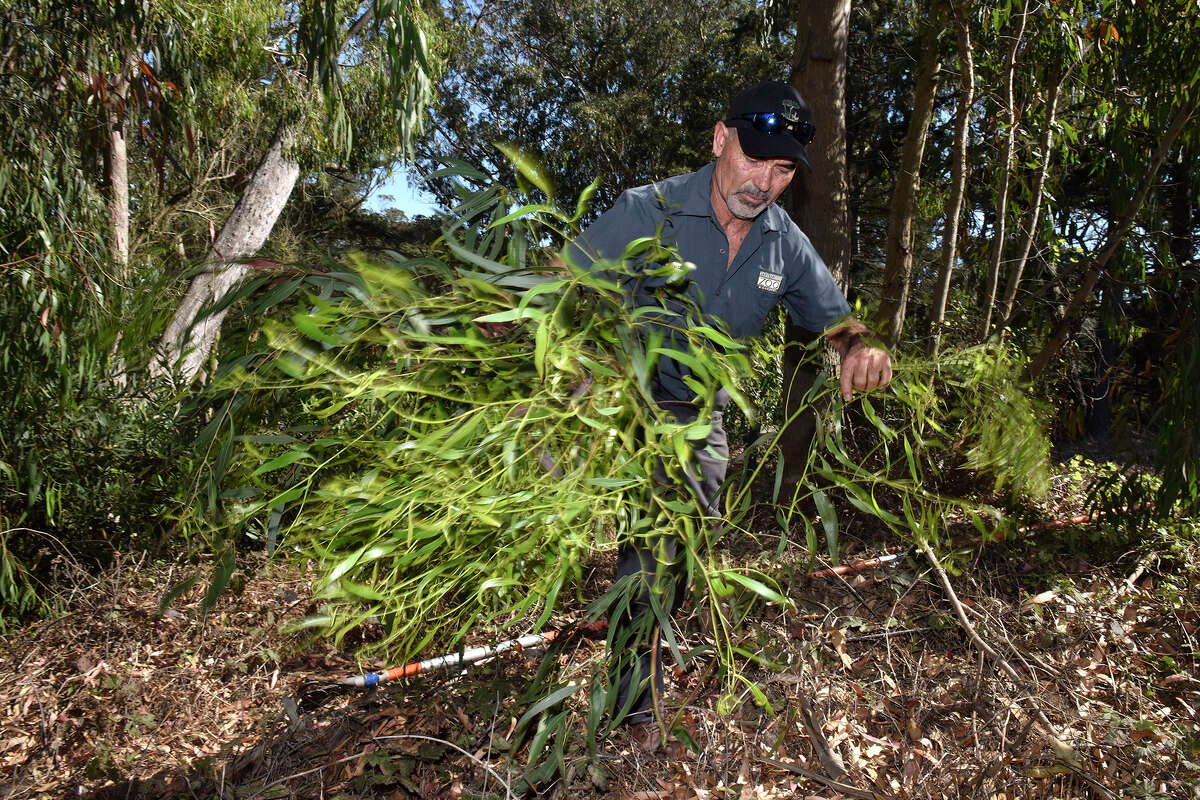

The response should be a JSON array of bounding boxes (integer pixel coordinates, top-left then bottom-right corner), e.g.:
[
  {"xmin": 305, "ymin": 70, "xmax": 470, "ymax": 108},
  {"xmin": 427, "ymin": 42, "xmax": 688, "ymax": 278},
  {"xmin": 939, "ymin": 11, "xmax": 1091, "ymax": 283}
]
[{"xmin": 736, "ymin": 183, "xmax": 769, "ymax": 202}]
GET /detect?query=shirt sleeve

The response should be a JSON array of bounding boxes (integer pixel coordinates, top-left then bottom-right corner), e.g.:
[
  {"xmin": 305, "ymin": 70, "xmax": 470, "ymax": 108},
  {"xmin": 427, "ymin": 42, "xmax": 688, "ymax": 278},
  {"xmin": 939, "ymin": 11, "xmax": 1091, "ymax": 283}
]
[
  {"xmin": 780, "ymin": 233, "xmax": 852, "ymax": 332},
  {"xmin": 563, "ymin": 187, "xmax": 663, "ymax": 274}
]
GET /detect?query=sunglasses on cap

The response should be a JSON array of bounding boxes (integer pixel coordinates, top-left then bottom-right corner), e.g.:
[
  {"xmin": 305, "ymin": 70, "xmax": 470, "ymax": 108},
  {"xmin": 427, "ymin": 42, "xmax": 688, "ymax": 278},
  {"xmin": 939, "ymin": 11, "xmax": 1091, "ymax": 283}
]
[{"xmin": 730, "ymin": 112, "xmax": 816, "ymax": 146}]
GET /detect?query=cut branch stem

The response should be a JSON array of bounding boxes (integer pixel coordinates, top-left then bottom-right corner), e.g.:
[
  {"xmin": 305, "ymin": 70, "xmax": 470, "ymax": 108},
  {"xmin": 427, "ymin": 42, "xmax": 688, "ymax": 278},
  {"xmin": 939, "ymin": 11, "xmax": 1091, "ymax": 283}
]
[{"xmin": 919, "ymin": 541, "xmax": 1080, "ymax": 768}]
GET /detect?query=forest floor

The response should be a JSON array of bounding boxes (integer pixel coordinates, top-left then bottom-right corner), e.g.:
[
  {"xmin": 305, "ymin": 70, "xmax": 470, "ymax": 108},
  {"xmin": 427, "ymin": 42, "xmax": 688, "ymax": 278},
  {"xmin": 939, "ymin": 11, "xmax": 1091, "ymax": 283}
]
[{"xmin": 2, "ymin": 451, "xmax": 1199, "ymax": 800}]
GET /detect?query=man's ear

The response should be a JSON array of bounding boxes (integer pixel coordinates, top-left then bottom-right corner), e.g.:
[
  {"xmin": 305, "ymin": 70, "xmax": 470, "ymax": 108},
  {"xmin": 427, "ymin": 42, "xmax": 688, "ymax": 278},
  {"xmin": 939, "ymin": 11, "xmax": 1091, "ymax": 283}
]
[{"xmin": 712, "ymin": 122, "xmax": 730, "ymax": 158}]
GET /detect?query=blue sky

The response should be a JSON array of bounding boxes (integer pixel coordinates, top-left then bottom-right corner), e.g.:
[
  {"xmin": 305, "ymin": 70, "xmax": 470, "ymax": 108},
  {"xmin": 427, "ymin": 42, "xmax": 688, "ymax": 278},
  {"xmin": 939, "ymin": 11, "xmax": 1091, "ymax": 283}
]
[{"xmin": 365, "ymin": 165, "xmax": 440, "ymax": 218}]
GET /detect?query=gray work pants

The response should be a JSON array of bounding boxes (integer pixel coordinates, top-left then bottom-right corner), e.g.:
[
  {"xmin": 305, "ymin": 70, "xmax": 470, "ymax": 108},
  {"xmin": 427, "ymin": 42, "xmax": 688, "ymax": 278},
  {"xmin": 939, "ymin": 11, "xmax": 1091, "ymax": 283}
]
[{"xmin": 612, "ymin": 391, "xmax": 729, "ymax": 725}]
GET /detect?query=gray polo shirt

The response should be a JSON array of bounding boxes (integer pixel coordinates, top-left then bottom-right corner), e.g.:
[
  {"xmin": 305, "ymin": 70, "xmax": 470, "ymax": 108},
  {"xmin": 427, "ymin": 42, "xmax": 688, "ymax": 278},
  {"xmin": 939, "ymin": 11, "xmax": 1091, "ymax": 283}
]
[{"xmin": 566, "ymin": 162, "xmax": 850, "ymax": 402}]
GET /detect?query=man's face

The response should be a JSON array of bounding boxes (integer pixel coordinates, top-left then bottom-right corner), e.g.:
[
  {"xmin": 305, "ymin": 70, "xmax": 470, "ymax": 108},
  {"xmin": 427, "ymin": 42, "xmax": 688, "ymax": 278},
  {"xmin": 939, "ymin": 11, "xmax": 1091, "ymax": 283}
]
[{"xmin": 711, "ymin": 122, "xmax": 798, "ymax": 221}]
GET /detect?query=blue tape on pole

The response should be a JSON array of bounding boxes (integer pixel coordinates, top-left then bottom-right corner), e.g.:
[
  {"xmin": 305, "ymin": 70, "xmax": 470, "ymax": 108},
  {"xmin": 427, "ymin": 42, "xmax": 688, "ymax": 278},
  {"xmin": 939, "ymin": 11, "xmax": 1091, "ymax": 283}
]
[{"xmin": 364, "ymin": 672, "xmax": 381, "ymax": 687}]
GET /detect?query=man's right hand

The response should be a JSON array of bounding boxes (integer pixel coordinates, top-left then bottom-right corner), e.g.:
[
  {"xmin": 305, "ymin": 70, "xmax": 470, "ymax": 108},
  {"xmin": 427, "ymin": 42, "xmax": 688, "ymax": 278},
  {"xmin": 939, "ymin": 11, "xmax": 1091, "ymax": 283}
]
[{"xmin": 840, "ymin": 342, "xmax": 893, "ymax": 401}]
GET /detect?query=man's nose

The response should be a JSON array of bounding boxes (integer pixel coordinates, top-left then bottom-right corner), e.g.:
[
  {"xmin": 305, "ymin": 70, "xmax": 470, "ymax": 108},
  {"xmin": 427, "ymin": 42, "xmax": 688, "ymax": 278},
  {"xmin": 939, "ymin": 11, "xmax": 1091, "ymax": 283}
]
[{"xmin": 750, "ymin": 163, "xmax": 771, "ymax": 190}]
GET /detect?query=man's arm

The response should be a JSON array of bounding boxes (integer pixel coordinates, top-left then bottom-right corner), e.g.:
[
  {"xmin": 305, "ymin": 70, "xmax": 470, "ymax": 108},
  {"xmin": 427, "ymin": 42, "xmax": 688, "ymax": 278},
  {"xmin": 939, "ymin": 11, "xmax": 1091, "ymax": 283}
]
[{"xmin": 826, "ymin": 319, "xmax": 893, "ymax": 402}]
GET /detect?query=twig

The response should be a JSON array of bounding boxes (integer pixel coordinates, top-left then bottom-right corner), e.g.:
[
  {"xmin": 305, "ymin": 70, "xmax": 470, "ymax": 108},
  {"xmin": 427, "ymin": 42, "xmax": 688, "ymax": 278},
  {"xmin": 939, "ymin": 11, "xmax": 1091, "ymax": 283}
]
[
  {"xmin": 666, "ymin": 644, "xmax": 719, "ymax": 726},
  {"xmin": 245, "ymin": 734, "xmax": 515, "ymax": 799},
  {"xmin": 919, "ymin": 541, "xmax": 1120, "ymax": 798},
  {"xmin": 920, "ymin": 543, "xmax": 1063, "ymax": 736},
  {"xmin": 736, "ymin": 621, "xmax": 845, "ymax": 780},
  {"xmin": 376, "ymin": 735, "xmax": 515, "ymax": 798},
  {"xmin": 757, "ymin": 755, "xmax": 888, "ymax": 799},
  {"xmin": 243, "ymin": 750, "xmax": 382, "ymax": 799},
  {"xmin": 1123, "ymin": 551, "xmax": 1155, "ymax": 591},
  {"xmin": 847, "ymin": 626, "xmax": 931, "ymax": 642},
  {"xmin": 792, "ymin": 689, "xmax": 847, "ymax": 780}
]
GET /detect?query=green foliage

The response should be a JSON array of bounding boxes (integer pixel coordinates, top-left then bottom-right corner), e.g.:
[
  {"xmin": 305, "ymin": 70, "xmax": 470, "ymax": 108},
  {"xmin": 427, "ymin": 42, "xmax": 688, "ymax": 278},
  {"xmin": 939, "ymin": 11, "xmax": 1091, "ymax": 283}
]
[
  {"xmin": 0, "ymin": 263, "xmax": 188, "ymax": 617},
  {"xmin": 0, "ymin": 240, "xmax": 196, "ymax": 623},
  {"xmin": 727, "ymin": 343, "xmax": 1050, "ymax": 564},
  {"xmin": 1088, "ymin": 288, "xmax": 1200, "ymax": 524},
  {"xmin": 0, "ymin": 530, "xmax": 42, "ymax": 627},
  {"xmin": 199, "ymin": 176, "xmax": 750, "ymax": 654},
  {"xmin": 951, "ymin": 347, "xmax": 1052, "ymax": 499},
  {"xmin": 1153, "ymin": 295, "xmax": 1200, "ymax": 517},
  {"xmin": 418, "ymin": 0, "xmax": 791, "ymax": 212},
  {"xmin": 223, "ymin": 174, "xmax": 1035, "ymax": 631}
]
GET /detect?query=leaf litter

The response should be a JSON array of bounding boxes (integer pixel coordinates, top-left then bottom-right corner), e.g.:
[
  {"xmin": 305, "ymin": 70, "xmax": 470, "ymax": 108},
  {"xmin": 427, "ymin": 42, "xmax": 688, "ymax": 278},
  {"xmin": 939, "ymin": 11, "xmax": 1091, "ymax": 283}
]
[{"xmin": 1, "ymin": 460, "xmax": 1198, "ymax": 799}]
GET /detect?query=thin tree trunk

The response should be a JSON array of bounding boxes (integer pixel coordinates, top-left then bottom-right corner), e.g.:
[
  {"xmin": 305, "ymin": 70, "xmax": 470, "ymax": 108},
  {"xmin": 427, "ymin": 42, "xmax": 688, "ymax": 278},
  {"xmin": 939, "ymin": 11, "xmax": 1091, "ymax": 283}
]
[
  {"xmin": 978, "ymin": 0, "xmax": 1028, "ymax": 340},
  {"xmin": 156, "ymin": 126, "xmax": 300, "ymax": 381},
  {"xmin": 781, "ymin": 0, "xmax": 850, "ymax": 482},
  {"xmin": 928, "ymin": 0, "xmax": 975, "ymax": 357},
  {"xmin": 998, "ymin": 68, "xmax": 1064, "ymax": 333},
  {"xmin": 107, "ymin": 113, "xmax": 129, "ymax": 270},
  {"xmin": 1025, "ymin": 97, "xmax": 1199, "ymax": 382},
  {"xmin": 106, "ymin": 54, "xmax": 136, "ymax": 274},
  {"xmin": 876, "ymin": 13, "xmax": 943, "ymax": 349}
]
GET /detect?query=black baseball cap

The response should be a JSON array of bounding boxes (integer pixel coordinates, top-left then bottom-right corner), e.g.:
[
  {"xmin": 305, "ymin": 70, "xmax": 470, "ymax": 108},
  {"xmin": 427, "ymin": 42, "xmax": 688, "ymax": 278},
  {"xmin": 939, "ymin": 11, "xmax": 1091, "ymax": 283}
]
[{"xmin": 724, "ymin": 80, "xmax": 815, "ymax": 167}]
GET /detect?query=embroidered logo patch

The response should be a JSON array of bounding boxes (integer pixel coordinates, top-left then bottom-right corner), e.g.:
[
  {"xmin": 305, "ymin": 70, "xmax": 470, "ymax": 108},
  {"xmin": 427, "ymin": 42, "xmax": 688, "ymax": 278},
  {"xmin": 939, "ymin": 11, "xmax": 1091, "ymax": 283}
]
[{"xmin": 756, "ymin": 271, "xmax": 783, "ymax": 293}]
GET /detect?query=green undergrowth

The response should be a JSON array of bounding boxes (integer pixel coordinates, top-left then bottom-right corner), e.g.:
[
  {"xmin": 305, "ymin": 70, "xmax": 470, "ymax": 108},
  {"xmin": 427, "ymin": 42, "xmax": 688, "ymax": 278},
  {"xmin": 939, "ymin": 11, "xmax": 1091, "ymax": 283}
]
[
  {"xmin": 176, "ymin": 167, "xmax": 1061, "ymax": 787},
  {"xmin": 0, "ymin": 242, "xmax": 190, "ymax": 627}
]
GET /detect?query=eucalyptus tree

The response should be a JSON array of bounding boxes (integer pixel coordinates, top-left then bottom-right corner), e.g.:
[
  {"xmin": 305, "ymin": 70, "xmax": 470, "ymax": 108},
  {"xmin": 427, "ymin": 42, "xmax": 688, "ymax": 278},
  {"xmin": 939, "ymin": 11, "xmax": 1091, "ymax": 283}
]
[
  {"xmin": 0, "ymin": 0, "xmax": 227, "ymax": 585},
  {"xmin": 977, "ymin": 0, "xmax": 1030, "ymax": 341},
  {"xmin": 414, "ymin": 0, "xmax": 793, "ymax": 214},
  {"xmin": 927, "ymin": 0, "xmax": 976, "ymax": 357},
  {"xmin": 157, "ymin": 0, "xmax": 437, "ymax": 381},
  {"xmin": 875, "ymin": 5, "xmax": 945, "ymax": 349},
  {"xmin": 1025, "ymin": 2, "xmax": 1200, "ymax": 381},
  {"xmin": 982, "ymin": 0, "xmax": 1103, "ymax": 338},
  {"xmin": 780, "ymin": 0, "xmax": 851, "ymax": 480},
  {"xmin": 842, "ymin": 0, "xmax": 930, "ymax": 294}
]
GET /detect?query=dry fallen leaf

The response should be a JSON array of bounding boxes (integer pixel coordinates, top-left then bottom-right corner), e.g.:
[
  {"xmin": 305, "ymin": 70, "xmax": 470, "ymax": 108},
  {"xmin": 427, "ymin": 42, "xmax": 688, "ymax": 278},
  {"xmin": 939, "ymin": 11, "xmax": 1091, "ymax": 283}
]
[
  {"xmin": 1020, "ymin": 590, "xmax": 1056, "ymax": 609},
  {"xmin": 1160, "ymin": 673, "xmax": 1194, "ymax": 687},
  {"xmin": 906, "ymin": 713, "xmax": 922, "ymax": 743},
  {"xmin": 827, "ymin": 627, "xmax": 853, "ymax": 670}
]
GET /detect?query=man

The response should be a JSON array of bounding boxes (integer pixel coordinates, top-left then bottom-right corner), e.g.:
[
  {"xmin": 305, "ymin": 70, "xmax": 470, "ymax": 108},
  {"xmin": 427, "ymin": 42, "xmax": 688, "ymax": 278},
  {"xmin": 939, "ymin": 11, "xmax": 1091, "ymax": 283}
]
[{"xmin": 564, "ymin": 80, "xmax": 893, "ymax": 744}]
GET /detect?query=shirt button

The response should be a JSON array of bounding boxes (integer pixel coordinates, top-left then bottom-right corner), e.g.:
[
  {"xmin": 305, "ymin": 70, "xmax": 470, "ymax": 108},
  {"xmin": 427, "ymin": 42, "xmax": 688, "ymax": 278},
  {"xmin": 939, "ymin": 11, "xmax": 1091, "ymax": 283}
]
[{"xmin": 715, "ymin": 290, "xmax": 722, "ymax": 296}]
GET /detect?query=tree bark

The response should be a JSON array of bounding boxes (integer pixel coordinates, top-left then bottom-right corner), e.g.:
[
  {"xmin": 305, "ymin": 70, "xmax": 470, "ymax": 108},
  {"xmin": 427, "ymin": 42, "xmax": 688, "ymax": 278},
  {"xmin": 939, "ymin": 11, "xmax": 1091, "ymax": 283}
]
[
  {"xmin": 156, "ymin": 126, "xmax": 300, "ymax": 381},
  {"xmin": 107, "ymin": 112, "xmax": 129, "ymax": 270},
  {"xmin": 978, "ymin": 0, "xmax": 1028, "ymax": 340},
  {"xmin": 928, "ymin": 0, "xmax": 975, "ymax": 357},
  {"xmin": 875, "ymin": 13, "xmax": 942, "ymax": 349},
  {"xmin": 1025, "ymin": 96, "xmax": 1199, "ymax": 382},
  {"xmin": 105, "ymin": 54, "xmax": 136, "ymax": 274},
  {"xmin": 788, "ymin": 0, "xmax": 851, "ymax": 290},
  {"xmin": 998, "ymin": 68, "xmax": 1064, "ymax": 333},
  {"xmin": 781, "ymin": 0, "xmax": 851, "ymax": 482}
]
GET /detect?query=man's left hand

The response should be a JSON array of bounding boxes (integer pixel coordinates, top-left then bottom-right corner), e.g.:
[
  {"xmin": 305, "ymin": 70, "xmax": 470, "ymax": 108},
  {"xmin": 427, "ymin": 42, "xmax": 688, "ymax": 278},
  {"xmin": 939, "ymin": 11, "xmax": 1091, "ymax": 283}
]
[{"xmin": 840, "ymin": 343, "xmax": 893, "ymax": 401}]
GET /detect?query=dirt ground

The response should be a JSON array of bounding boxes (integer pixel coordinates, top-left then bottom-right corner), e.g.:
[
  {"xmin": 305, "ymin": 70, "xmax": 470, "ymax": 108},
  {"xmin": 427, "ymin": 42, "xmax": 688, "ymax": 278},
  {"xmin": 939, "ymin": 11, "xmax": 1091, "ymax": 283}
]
[{"xmin": 2, "ymin": 460, "xmax": 1198, "ymax": 799}]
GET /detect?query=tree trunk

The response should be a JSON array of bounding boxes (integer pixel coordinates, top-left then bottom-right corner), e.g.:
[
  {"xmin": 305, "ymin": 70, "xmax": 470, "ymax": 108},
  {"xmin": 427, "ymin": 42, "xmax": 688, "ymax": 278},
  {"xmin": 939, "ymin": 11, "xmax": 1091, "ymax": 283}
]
[
  {"xmin": 998, "ymin": 68, "xmax": 1064, "ymax": 333},
  {"xmin": 928, "ymin": 0, "xmax": 975, "ymax": 357},
  {"xmin": 105, "ymin": 54, "xmax": 135, "ymax": 273},
  {"xmin": 978, "ymin": 0, "xmax": 1028, "ymax": 340},
  {"xmin": 156, "ymin": 126, "xmax": 300, "ymax": 381},
  {"xmin": 788, "ymin": 0, "xmax": 851, "ymax": 291},
  {"xmin": 875, "ymin": 13, "xmax": 942, "ymax": 349},
  {"xmin": 107, "ymin": 112, "xmax": 129, "ymax": 270},
  {"xmin": 780, "ymin": 0, "xmax": 851, "ymax": 482},
  {"xmin": 1025, "ymin": 97, "xmax": 1199, "ymax": 382}
]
